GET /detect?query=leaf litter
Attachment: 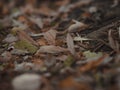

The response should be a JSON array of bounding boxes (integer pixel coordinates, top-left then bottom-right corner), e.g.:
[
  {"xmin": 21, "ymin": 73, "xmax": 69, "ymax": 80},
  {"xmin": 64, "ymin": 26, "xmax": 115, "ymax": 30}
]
[{"xmin": 0, "ymin": 0, "xmax": 120, "ymax": 90}]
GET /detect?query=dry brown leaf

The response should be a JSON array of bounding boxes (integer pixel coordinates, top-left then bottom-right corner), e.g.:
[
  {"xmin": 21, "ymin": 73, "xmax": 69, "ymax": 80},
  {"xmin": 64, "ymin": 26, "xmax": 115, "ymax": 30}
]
[
  {"xmin": 118, "ymin": 27, "xmax": 120, "ymax": 38},
  {"xmin": 66, "ymin": 33, "xmax": 75, "ymax": 55},
  {"xmin": 37, "ymin": 45, "xmax": 68, "ymax": 54},
  {"xmin": 108, "ymin": 30, "xmax": 119, "ymax": 52},
  {"xmin": 72, "ymin": 0, "xmax": 92, "ymax": 9},
  {"xmin": 32, "ymin": 58, "xmax": 45, "ymax": 71},
  {"xmin": 80, "ymin": 54, "xmax": 108, "ymax": 72},
  {"xmin": 68, "ymin": 20, "xmax": 88, "ymax": 32},
  {"xmin": 39, "ymin": 5, "xmax": 55, "ymax": 16},
  {"xmin": 44, "ymin": 29, "xmax": 57, "ymax": 45},
  {"xmin": 17, "ymin": 30, "xmax": 38, "ymax": 46},
  {"xmin": 37, "ymin": 38, "xmax": 47, "ymax": 46},
  {"xmin": 59, "ymin": 76, "xmax": 92, "ymax": 90},
  {"xmin": 0, "ymin": 51, "xmax": 12, "ymax": 62},
  {"xmin": 29, "ymin": 17, "xmax": 43, "ymax": 29},
  {"xmin": 55, "ymin": 0, "xmax": 70, "ymax": 6}
]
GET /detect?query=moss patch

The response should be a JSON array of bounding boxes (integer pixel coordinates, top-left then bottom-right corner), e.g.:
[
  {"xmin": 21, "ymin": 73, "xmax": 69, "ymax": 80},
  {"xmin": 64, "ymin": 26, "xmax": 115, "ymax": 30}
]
[
  {"xmin": 14, "ymin": 40, "xmax": 38, "ymax": 54},
  {"xmin": 64, "ymin": 55, "xmax": 74, "ymax": 67}
]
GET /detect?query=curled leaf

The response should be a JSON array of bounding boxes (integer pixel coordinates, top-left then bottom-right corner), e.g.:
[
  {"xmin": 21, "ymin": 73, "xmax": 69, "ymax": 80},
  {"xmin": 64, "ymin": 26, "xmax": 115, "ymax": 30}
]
[
  {"xmin": 108, "ymin": 30, "xmax": 119, "ymax": 52},
  {"xmin": 68, "ymin": 20, "xmax": 88, "ymax": 32},
  {"xmin": 66, "ymin": 33, "xmax": 75, "ymax": 55},
  {"xmin": 29, "ymin": 17, "xmax": 43, "ymax": 29},
  {"xmin": 44, "ymin": 29, "xmax": 57, "ymax": 45}
]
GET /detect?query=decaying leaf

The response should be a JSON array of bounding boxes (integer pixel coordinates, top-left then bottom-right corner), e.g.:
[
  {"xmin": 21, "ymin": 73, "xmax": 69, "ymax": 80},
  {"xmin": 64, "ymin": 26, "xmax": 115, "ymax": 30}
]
[
  {"xmin": 11, "ymin": 27, "xmax": 25, "ymax": 35},
  {"xmin": 14, "ymin": 62, "xmax": 34, "ymax": 71},
  {"xmin": 3, "ymin": 34, "xmax": 18, "ymax": 43},
  {"xmin": 56, "ymin": 55, "xmax": 68, "ymax": 62},
  {"xmin": 29, "ymin": 17, "xmax": 43, "ymax": 29},
  {"xmin": 66, "ymin": 33, "xmax": 75, "ymax": 55},
  {"xmin": 32, "ymin": 59, "xmax": 46, "ymax": 71},
  {"xmin": 44, "ymin": 29, "xmax": 57, "ymax": 45},
  {"xmin": 64, "ymin": 55, "xmax": 74, "ymax": 67},
  {"xmin": 37, "ymin": 45, "xmax": 68, "ymax": 54},
  {"xmin": 118, "ymin": 27, "xmax": 120, "ymax": 38},
  {"xmin": 59, "ymin": 76, "xmax": 92, "ymax": 90},
  {"xmin": 14, "ymin": 40, "xmax": 38, "ymax": 54},
  {"xmin": 80, "ymin": 54, "xmax": 108, "ymax": 72},
  {"xmin": 37, "ymin": 38, "xmax": 47, "ymax": 46},
  {"xmin": 11, "ymin": 49, "xmax": 29, "ymax": 55},
  {"xmin": 0, "ymin": 51, "xmax": 12, "ymax": 62},
  {"xmin": 12, "ymin": 19, "xmax": 28, "ymax": 29},
  {"xmin": 108, "ymin": 30, "xmax": 119, "ymax": 52},
  {"xmin": 17, "ymin": 30, "xmax": 38, "ymax": 46},
  {"xmin": 68, "ymin": 20, "xmax": 88, "ymax": 32},
  {"xmin": 83, "ymin": 51, "xmax": 103, "ymax": 61}
]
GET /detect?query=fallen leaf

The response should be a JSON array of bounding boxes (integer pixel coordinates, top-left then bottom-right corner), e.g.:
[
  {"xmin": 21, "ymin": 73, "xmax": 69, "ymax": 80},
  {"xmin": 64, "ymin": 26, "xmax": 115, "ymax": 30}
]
[
  {"xmin": 68, "ymin": 20, "xmax": 88, "ymax": 32},
  {"xmin": 83, "ymin": 51, "xmax": 103, "ymax": 61},
  {"xmin": 12, "ymin": 19, "xmax": 27, "ymax": 29},
  {"xmin": 59, "ymin": 76, "xmax": 92, "ymax": 90},
  {"xmin": 66, "ymin": 33, "xmax": 75, "ymax": 55},
  {"xmin": 44, "ymin": 29, "xmax": 57, "ymax": 45},
  {"xmin": 29, "ymin": 17, "xmax": 43, "ymax": 29},
  {"xmin": 11, "ymin": 49, "xmax": 29, "ymax": 55},
  {"xmin": 14, "ymin": 40, "xmax": 38, "ymax": 54},
  {"xmin": 80, "ymin": 54, "xmax": 108, "ymax": 72},
  {"xmin": 3, "ymin": 34, "xmax": 18, "ymax": 43},
  {"xmin": 14, "ymin": 62, "xmax": 34, "ymax": 71},
  {"xmin": 38, "ymin": 5, "xmax": 56, "ymax": 16},
  {"xmin": 64, "ymin": 55, "xmax": 74, "ymax": 67},
  {"xmin": 0, "ymin": 51, "xmax": 12, "ymax": 62},
  {"xmin": 118, "ymin": 27, "xmax": 120, "ymax": 38},
  {"xmin": 37, "ymin": 45, "xmax": 68, "ymax": 54},
  {"xmin": 108, "ymin": 30, "xmax": 119, "ymax": 52},
  {"xmin": 17, "ymin": 30, "xmax": 38, "ymax": 46},
  {"xmin": 37, "ymin": 38, "xmax": 47, "ymax": 46},
  {"xmin": 56, "ymin": 55, "xmax": 68, "ymax": 62}
]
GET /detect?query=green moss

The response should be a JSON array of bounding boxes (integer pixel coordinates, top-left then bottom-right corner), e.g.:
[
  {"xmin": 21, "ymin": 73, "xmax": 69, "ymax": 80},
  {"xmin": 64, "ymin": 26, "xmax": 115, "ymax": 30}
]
[
  {"xmin": 83, "ymin": 51, "xmax": 103, "ymax": 59},
  {"xmin": 12, "ymin": 8, "xmax": 19, "ymax": 13},
  {"xmin": 64, "ymin": 55, "xmax": 74, "ymax": 67},
  {"xmin": 14, "ymin": 40, "xmax": 38, "ymax": 54},
  {"xmin": 11, "ymin": 27, "xmax": 24, "ymax": 35}
]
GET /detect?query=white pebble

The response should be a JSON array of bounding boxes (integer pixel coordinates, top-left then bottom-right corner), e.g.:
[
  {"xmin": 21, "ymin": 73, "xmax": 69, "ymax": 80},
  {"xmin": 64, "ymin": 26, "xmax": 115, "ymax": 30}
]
[
  {"xmin": 89, "ymin": 6, "xmax": 97, "ymax": 13},
  {"xmin": 12, "ymin": 73, "xmax": 41, "ymax": 90}
]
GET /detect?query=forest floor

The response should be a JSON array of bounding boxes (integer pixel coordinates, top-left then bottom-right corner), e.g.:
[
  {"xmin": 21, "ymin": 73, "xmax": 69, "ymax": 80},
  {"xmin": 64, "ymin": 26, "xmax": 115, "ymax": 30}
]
[{"xmin": 0, "ymin": 0, "xmax": 120, "ymax": 90}]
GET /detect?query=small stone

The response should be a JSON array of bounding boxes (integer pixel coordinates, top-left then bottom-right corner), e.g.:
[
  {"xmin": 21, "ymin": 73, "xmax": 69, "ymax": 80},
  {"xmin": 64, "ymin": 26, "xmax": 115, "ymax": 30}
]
[
  {"xmin": 12, "ymin": 73, "xmax": 41, "ymax": 90},
  {"xmin": 89, "ymin": 6, "xmax": 97, "ymax": 13}
]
